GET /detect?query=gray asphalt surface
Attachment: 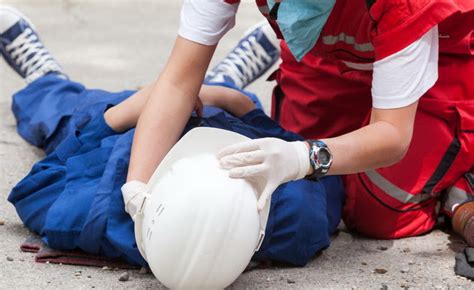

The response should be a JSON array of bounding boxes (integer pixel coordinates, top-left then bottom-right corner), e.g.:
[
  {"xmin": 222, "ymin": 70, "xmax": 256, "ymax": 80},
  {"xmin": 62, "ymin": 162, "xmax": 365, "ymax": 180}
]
[{"xmin": 0, "ymin": 1, "xmax": 472, "ymax": 288}]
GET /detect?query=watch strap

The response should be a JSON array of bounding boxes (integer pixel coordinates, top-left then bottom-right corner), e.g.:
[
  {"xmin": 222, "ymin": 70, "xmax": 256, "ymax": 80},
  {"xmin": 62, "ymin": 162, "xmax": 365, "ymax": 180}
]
[{"xmin": 305, "ymin": 140, "xmax": 331, "ymax": 181}]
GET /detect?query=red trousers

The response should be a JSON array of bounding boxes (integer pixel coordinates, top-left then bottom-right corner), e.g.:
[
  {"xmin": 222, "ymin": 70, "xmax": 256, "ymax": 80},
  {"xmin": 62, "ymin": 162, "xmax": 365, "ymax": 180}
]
[{"xmin": 273, "ymin": 44, "xmax": 474, "ymax": 239}]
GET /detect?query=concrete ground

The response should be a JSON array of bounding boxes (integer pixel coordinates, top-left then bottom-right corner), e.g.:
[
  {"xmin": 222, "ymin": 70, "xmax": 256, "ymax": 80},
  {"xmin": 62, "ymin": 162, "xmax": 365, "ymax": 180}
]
[{"xmin": 0, "ymin": 1, "xmax": 471, "ymax": 288}]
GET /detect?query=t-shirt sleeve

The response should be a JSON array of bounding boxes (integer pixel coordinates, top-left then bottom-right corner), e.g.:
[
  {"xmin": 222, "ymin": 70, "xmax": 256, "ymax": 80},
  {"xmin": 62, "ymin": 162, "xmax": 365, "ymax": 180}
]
[
  {"xmin": 178, "ymin": 0, "xmax": 240, "ymax": 46},
  {"xmin": 371, "ymin": 26, "xmax": 439, "ymax": 109}
]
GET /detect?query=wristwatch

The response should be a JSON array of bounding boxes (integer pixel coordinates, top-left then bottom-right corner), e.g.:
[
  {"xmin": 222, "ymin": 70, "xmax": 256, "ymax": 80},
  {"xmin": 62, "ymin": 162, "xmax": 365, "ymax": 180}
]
[{"xmin": 305, "ymin": 140, "xmax": 333, "ymax": 180}]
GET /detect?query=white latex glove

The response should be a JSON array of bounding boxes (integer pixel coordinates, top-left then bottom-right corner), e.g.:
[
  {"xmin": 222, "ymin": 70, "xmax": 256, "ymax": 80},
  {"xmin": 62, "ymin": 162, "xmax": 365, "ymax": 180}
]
[
  {"xmin": 121, "ymin": 180, "xmax": 148, "ymax": 221},
  {"xmin": 218, "ymin": 138, "xmax": 310, "ymax": 210},
  {"xmin": 121, "ymin": 180, "xmax": 149, "ymax": 260}
]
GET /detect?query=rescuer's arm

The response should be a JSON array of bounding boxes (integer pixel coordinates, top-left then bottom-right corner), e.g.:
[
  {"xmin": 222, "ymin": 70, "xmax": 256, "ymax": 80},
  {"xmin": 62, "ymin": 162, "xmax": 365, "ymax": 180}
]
[
  {"xmin": 126, "ymin": 36, "xmax": 216, "ymax": 182},
  {"xmin": 319, "ymin": 102, "xmax": 418, "ymax": 175},
  {"xmin": 219, "ymin": 26, "xmax": 439, "ymax": 209}
]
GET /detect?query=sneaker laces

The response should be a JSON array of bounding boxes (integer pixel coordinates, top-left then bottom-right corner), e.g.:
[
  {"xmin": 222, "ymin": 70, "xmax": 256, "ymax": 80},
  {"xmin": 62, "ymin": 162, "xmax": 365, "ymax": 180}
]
[
  {"xmin": 211, "ymin": 35, "xmax": 274, "ymax": 86},
  {"xmin": 5, "ymin": 28, "xmax": 62, "ymax": 81}
]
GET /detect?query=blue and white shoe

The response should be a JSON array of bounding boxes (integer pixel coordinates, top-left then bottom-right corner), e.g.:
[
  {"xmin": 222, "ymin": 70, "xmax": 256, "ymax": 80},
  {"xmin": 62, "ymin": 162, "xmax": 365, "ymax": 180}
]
[
  {"xmin": 205, "ymin": 20, "xmax": 280, "ymax": 89},
  {"xmin": 0, "ymin": 6, "xmax": 66, "ymax": 83}
]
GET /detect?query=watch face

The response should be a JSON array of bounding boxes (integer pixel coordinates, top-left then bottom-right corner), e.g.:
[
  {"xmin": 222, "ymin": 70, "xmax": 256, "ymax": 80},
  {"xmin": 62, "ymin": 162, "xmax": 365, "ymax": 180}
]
[{"xmin": 317, "ymin": 148, "xmax": 331, "ymax": 165}]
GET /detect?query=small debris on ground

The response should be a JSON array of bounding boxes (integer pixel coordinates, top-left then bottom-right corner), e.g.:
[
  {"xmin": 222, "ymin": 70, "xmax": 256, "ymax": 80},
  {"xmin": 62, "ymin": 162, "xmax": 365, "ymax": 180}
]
[
  {"xmin": 377, "ymin": 246, "xmax": 388, "ymax": 251},
  {"xmin": 0, "ymin": 220, "xmax": 5, "ymax": 226},
  {"xmin": 287, "ymin": 279, "xmax": 296, "ymax": 284},
  {"xmin": 6, "ymin": 256, "xmax": 14, "ymax": 262},
  {"xmin": 381, "ymin": 284, "xmax": 388, "ymax": 290},
  {"xmin": 408, "ymin": 261, "xmax": 415, "ymax": 265},
  {"xmin": 374, "ymin": 268, "xmax": 387, "ymax": 274},
  {"xmin": 102, "ymin": 266, "xmax": 110, "ymax": 271},
  {"xmin": 361, "ymin": 262, "xmax": 367, "ymax": 265},
  {"xmin": 401, "ymin": 268, "xmax": 409, "ymax": 273},
  {"xmin": 74, "ymin": 271, "xmax": 82, "ymax": 277},
  {"xmin": 139, "ymin": 267, "xmax": 148, "ymax": 274},
  {"xmin": 118, "ymin": 272, "xmax": 130, "ymax": 282},
  {"xmin": 402, "ymin": 248, "xmax": 411, "ymax": 253}
]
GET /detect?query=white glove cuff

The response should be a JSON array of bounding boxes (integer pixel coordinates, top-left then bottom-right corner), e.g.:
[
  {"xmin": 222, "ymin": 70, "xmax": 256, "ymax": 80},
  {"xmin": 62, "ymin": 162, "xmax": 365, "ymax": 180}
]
[
  {"xmin": 293, "ymin": 141, "xmax": 311, "ymax": 180},
  {"xmin": 121, "ymin": 181, "xmax": 149, "ymax": 261},
  {"xmin": 121, "ymin": 180, "xmax": 148, "ymax": 215}
]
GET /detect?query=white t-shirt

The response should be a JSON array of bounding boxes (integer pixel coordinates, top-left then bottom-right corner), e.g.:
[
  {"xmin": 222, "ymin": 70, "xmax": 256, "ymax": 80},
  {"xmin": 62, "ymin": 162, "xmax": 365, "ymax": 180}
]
[
  {"xmin": 371, "ymin": 26, "xmax": 439, "ymax": 109},
  {"xmin": 178, "ymin": 0, "xmax": 439, "ymax": 110},
  {"xmin": 178, "ymin": 0, "xmax": 240, "ymax": 46}
]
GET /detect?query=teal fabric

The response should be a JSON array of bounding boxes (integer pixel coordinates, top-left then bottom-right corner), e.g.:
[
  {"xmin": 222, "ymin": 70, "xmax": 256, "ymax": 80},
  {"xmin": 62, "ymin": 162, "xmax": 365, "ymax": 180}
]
[{"xmin": 268, "ymin": 0, "xmax": 335, "ymax": 61}]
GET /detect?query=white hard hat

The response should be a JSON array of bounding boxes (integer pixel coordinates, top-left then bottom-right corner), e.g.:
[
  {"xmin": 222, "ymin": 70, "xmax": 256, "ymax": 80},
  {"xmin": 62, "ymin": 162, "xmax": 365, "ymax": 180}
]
[{"xmin": 135, "ymin": 127, "xmax": 269, "ymax": 289}]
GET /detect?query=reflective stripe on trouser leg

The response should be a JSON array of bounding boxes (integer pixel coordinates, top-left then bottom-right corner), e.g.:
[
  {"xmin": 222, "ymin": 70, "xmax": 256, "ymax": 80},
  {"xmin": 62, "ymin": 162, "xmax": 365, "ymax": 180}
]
[
  {"xmin": 342, "ymin": 172, "xmax": 438, "ymax": 239},
  {"xmin": 364, "ymin": 170, "xmax": 432, "ymax": 204}
]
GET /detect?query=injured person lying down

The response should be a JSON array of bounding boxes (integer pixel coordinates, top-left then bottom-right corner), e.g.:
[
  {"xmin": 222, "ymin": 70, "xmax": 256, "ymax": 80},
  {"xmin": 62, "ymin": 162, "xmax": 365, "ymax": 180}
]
[{"xmin": 1, "ymin": 5, "xmax": 345, "ymax": 287}]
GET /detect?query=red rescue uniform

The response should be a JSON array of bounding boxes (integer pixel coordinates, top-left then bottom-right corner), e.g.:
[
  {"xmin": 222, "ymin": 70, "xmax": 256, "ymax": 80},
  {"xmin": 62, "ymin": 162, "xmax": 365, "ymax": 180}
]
[{"xmin": 254, "ymin": 0, "xmax": 474, "ymax": 239}]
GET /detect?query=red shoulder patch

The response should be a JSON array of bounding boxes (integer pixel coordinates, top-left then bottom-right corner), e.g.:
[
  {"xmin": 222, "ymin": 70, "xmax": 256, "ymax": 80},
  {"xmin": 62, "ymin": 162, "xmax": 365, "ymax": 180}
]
[
  {"xmin": 371, "ymin": 0, "xmax": 432, "ymax": 34},
  {"xmin": 370, "ymin": 0, "xmax": 474, "ymax": 59}
]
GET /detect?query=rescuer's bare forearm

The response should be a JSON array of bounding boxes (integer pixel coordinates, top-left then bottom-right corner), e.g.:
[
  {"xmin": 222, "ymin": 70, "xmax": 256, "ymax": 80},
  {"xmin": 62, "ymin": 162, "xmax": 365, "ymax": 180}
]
[
  {"xmin": 314, "ymin": 102, "xmax": 419, "ymax": 175},
  {"xmin": 126, "ymin": 36, "xmax": 216, "ymax": 183}
]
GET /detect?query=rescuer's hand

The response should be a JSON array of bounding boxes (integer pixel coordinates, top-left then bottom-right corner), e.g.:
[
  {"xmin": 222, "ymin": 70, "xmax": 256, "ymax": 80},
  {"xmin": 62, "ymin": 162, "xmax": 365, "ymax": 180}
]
[{"xmin": 218, "ymin": 138, "xmax": 310, "ymax": 210}]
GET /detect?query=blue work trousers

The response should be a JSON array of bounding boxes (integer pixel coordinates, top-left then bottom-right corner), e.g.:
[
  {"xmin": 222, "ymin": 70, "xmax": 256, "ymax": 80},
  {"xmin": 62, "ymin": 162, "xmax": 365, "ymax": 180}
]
[{"xmin": 9, "ymin": 75, "xmax": 345, "ymax": 267}]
